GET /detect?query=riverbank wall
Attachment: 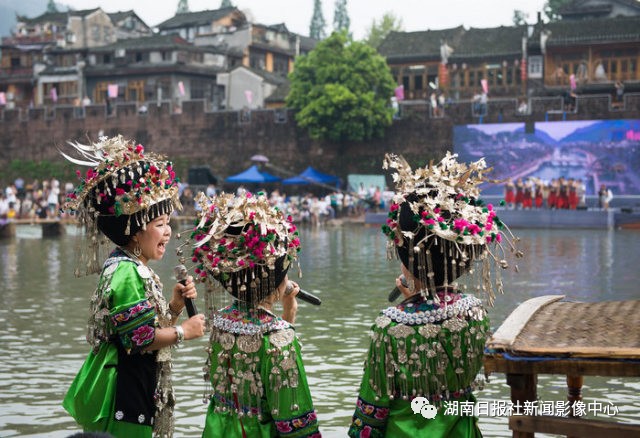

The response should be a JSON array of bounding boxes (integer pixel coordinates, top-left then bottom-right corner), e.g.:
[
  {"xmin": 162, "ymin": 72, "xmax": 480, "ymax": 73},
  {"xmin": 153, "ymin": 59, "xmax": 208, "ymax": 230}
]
[{"xmin": 1, "ymin": 94, "xmax": 639, "ymax": 181}]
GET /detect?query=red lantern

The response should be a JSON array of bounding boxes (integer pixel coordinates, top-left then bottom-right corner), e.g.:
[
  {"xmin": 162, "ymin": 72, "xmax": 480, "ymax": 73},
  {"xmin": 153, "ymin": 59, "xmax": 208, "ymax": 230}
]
[
  {"xmin": 520, "ymin": 58, "xmax": 527, "ymax": 81},
  {"xmin": 438, "ymin": 63, "xmax": 449, "ymax": 88}
]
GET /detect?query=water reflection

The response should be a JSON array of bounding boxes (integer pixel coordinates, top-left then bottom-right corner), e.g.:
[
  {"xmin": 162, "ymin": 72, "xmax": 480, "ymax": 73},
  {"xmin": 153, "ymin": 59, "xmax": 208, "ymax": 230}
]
[{"xmin": 0, "ymin": 225, "xmax": 638, "ymax": 437}]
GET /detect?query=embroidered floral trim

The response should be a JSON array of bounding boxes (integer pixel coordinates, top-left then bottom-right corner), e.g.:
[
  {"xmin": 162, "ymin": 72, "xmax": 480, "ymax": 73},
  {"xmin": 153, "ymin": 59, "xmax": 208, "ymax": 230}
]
[
  {"xmin": 355, "ymin": 397, "xmax": 390, "ymax": 422},
  {"xmin": 111, "ymin": 300, "xmax": 154, "ymax": 325},
  {"xmin": 274, "ymin": 410, "xmax": 319, "ymax": 435},
  {"xmin": 111, "ymin": 298, "xmax": 156, "ymax": 352},
  {"xmin": 349, "ymin": 397, "xmax": 388, "ymax": 437}
]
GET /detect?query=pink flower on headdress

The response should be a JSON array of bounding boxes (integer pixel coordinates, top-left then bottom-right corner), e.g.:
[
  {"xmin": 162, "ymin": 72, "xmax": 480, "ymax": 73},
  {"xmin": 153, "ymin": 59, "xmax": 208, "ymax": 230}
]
[
  {"xmin": 115, "ymin": 188, "xmax": 125, "ymax": 196},
  {"xmin": 453, "ymin": 218, "xmax": 469, "ymax": 232},
  {"xmin": 237, "ymin": 260, "xmax": 245, "ymax": 267},
  {"xmin": 135, "ymin": 144, "xmax": 144, "ymax": 154},
  {"xmin": 246, "ymin": 192, "xmax": 252, "ymax": 198},
  {"xmin": 495, "ymin": 233, "xmax": 502, "ymax": 243},
  {"xmin": 390, "ymin": 203, "xmax": 399, "ymax": 212}
]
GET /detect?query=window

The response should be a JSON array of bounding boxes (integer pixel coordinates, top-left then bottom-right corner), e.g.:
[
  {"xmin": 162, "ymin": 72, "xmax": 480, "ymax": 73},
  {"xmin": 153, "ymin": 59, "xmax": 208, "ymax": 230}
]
[
  {"xmin": 273, "ymin": 55, "xmax": 289, "ymax": 75},
  {"xmin": 414, "ymin": 74, "xmax": 423, "ymax": 90},
  {"xmin": 528, "ymin": 56, "xmax": 543, "ymax": 79},
  {"xmin": 250, "ymin": 53, "xmax": 266, "ymax": 70}
]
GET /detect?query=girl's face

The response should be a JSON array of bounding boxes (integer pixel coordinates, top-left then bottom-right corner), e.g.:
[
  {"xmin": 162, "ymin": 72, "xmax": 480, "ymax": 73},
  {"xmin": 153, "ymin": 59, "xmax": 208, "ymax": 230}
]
[{"xmin": 133, "ymin": 214, "xmax": 172, "ymax": 264}]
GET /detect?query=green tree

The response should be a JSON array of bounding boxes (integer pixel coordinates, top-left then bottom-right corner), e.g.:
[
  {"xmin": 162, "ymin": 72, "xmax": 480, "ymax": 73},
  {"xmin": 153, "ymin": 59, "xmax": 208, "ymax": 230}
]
[
  {"xmin": 512, "ymin": 9, "xmax": 529, "ymax": 25},
  {"xmin": 309, "ymin": 0, "xmax": 326, "ymax": 40},
  {"xmin": 363, "ymin": 12, "xmax": 403, "ymax": 49},
  {"xmin": 332, "ymin": 0, "xmax": 350, "ymax": 34},
  {"xmin": 176, "ymin": 0, "xmax": 189, "ymax": 14},
  {"xmin": 220, "ymin": 0, "xmax": 233, "ymax": 7},
  {"xmin": 46, "ymin": 0, "xmax": 58, "ymax": 13},
  {"xmin": 287, "ymin": 32, "xmax": 396, "ymax": 142},
  {"xmin": 544, "ymin": 0, "xmax": 572, "ymax": 21}
]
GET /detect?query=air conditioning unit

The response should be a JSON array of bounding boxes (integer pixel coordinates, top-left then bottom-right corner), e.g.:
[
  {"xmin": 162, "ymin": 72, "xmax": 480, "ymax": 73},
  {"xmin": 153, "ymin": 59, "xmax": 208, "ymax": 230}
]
[{"xmin": 115, "ymin": 48, "xmax": 126, "ymax": 58}]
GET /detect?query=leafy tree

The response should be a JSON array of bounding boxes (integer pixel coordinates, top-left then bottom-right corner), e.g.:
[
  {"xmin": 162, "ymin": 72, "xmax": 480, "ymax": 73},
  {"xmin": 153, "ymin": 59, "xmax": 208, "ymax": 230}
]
[
  {"xmin": 220, "ymin": 0, "xmax": 233, "ymax": 7},
  {"xmin": 544, "ymin": 0, "xmax": 572, "ymax": 21},
  {"xmin": 176, "ymin": 0, "xmax": 189, "ymax": 14},
  {"xmin": 512, "ymin": 10, "xmax": 529, "ymax": 25},
  {"xmin": 364, "ymin": 12, "xmax": 403, "ymax": 49},
  {"xmin": 332, "ymin": 0, "xmax": 350, "ymax": 34},
  {"xmin": 46, "ymin": 0, "xmax": 58, "ymax": 13},
  {"xmin": 309, "ymin": 0, "xmax": 327, "ymax": 40},
  {"xmin": 287, "ymin": 32, "xmax": 396, "ymax": 142}
]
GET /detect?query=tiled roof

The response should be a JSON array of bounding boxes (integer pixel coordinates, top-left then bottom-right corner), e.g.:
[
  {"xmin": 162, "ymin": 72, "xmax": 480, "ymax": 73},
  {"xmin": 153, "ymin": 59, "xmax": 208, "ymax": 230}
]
[
  {"xmin": 17, "ymin": 8, "xmax": 101, "ymax": 25},
  {"xmin": 545, "ymin": 15, "xmax": 640, "ymax": 45},
  {"xmin": 108, "ymin": 10, "xmax": 141, "ymax": 24},
  {"xmin": 156, "ymin": 7, "xmax": 241, "ymax": 29},
  {"xmin": 240, "ymin": 66, "xmax": 288, "ymax": 85},
  {"xmin": 560, "ymin": 0, "xmax": 640, "ymax": 16},
  {"xmin": 378, "ymin": 26, "xmax": 466, "ymax": 59},
  {"xmin": 89, "ymin": 33, "xmax": 191, "ymax": 51},
  {"xmin": 265, "ymin": 82, "xmax": 290, "ymax": 102},
  {"xmin": 378, "ymin": 25, "xmax": 525, "ymax": 61},
  {"xmin": 451, "ymin": 26, "xmax": 525, "ymax": 58}
]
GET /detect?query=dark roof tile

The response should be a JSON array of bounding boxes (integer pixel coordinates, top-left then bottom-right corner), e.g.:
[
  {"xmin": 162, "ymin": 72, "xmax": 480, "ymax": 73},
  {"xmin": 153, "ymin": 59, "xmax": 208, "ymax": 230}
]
[{"xmin": 156, "ymin": 7, "xmax": 241, "ymax": 29}]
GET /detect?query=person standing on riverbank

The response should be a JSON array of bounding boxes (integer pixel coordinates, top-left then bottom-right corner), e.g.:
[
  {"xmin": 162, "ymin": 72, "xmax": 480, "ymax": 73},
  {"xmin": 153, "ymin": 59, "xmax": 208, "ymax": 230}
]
[
  {"xmin": 348, "ymin": 152, "xmax": 521, "ymax": 438},
  {"xmin": 61, "ymin": 136, "xmax": 206, "ymax": 437},
  {"xmin": 186, "ymin": 191, "xmax": 321, "ymax": 438}
]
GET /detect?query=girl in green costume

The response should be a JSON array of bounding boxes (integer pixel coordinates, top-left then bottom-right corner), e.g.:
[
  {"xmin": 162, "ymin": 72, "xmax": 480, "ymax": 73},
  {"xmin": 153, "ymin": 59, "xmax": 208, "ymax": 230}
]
[
  {"xmin": 349, "ymin": 153, "xmax": 521, "ymax": 438},
  {"xmin": 185, "ymin": 191, "xmax": 321, "ymax": 437},
  {"xmin": 61, "ymin": 136, "xmax": 206, "ymax": 437}
]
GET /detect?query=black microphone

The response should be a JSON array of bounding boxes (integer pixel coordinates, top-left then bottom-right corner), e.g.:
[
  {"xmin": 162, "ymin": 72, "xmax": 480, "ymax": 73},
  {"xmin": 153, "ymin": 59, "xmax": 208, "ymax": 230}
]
[
  {"xmin": 285, "ymin": 282, "xmax": 322, "ymax": 306},
  {"xmin": 388, "ymin": 275, "xmax": 408, "ymax": 302},
  {"xmin": 174, "ymin": 265, "xmax": 199, "ymax": 317}
]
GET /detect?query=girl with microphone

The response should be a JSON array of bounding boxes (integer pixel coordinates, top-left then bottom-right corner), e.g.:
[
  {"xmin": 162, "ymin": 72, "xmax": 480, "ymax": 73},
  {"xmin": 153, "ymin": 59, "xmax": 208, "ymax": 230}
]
[{"xmin": 185, "ymin": 191, "xmax": 321, "ymax": 437}]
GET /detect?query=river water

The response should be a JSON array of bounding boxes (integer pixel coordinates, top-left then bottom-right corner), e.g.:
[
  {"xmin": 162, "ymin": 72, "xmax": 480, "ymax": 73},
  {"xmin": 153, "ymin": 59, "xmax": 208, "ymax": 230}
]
[{"xmin": 1, "ymin": 224, "xmax": 639, "ymax": 437}]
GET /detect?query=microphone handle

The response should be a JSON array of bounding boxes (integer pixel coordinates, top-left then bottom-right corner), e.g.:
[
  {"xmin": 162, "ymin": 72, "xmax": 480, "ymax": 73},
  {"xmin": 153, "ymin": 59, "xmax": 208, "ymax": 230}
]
[
  {"xmin": 388, "ymin": 287, "xmax": 402, "ymax": 302},
  {"xmin": 179, "ymin": 280, "xmax": 199, "ymax": 317},
  {"xmin": 296, "ymin": 289, "xmax": 322, "ymax": 306}
]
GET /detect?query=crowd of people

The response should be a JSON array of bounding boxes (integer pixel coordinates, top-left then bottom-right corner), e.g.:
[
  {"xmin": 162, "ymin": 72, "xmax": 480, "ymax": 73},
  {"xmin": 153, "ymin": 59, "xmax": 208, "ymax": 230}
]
[
  {"xmin": 503, "ymin": 177, "xmax": 613, "ymax": 210},
  {"xmin": 178, "ymin": 183, "xmax": 395, "ymax": 226},
  {"xmin": 0, "ymin": 177, "xmax": 69, "ymax": 221}
]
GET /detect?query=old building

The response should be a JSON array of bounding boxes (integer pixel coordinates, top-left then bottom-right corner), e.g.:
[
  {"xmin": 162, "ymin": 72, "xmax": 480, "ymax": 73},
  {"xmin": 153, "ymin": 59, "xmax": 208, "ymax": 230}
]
[
  {"xmin": 0, "ymin": 8, "xmax": 153, "ymax": 107},
  {"xmin": 156, "ymin": 7, "xmax": 247, "ymax": 42},
  {"xmin": 559, "ymin": 0, "xmax": 640, "ymax": 20},
  {"xmin": 84, "ymin": 33, "xmax": 233, "ymax": 109},
  {"xmin": 378, "ymin": 11, "xmax": 640, "ymax": 103}
]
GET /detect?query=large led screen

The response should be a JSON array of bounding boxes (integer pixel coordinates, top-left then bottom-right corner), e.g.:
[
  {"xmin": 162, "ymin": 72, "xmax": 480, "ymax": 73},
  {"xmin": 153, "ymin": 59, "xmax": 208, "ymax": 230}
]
[{"xmin": 453, "ymin": 119, "xmax": 640, "ymax": 196}]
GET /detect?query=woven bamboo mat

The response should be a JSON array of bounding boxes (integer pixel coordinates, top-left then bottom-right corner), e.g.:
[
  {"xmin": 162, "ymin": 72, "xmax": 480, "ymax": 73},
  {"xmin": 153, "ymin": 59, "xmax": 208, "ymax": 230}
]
[{"xmin": 510, "ymin": 300, "xmax": 640, "ymax": 358}]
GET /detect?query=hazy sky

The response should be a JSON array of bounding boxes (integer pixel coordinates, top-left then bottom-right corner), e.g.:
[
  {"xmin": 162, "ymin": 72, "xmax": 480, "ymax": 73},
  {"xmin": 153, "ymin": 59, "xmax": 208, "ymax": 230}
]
[{"xmin": 61, "ymin": 0, "xmax": 548, "ymax": 39}]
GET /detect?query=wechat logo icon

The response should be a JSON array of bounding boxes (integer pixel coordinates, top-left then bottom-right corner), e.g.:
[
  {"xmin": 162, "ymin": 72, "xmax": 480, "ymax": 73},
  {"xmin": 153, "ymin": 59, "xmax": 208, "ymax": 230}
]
[{"xmin": 411, "ymin": 397, "xmax": 437, "ymax": 419}]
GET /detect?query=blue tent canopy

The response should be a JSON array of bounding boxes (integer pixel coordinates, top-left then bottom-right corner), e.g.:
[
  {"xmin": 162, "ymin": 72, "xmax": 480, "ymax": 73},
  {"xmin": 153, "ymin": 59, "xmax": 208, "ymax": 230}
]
[
  {"xmin": 282, "ymin": 166, "xmax": 339, "ymax": 186},
  {"xmin": 225, "ymin": 165, "xmax": 281, "ymax": 183}
]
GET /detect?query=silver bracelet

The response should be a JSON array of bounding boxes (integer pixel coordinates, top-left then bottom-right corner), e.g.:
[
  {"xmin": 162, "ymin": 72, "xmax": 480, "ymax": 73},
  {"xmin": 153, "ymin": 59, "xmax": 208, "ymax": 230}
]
[{"xmin": 174, "ymin": 325, "xmax": 185, "ymax": 346}]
